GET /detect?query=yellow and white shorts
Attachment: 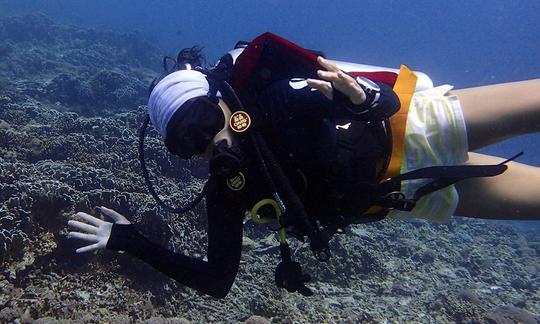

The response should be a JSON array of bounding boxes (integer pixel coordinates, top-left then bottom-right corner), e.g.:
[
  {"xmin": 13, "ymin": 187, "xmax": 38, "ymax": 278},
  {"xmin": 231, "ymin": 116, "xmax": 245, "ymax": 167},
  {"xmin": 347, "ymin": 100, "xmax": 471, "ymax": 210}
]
[{"xmin": 387, "ymin": 85, "xmax": 469, "ymax": 223}]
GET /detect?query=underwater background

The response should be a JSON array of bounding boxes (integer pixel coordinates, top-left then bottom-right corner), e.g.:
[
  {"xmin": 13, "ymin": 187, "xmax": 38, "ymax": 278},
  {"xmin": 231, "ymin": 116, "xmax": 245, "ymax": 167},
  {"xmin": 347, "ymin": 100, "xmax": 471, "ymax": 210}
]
[
  {"xmin": 0, "ymin": 0, "xmax": 538, "ymax": 322},
  {"xmin": 2, "ymin": 0, "xmax": 540, "ymax": 163}
]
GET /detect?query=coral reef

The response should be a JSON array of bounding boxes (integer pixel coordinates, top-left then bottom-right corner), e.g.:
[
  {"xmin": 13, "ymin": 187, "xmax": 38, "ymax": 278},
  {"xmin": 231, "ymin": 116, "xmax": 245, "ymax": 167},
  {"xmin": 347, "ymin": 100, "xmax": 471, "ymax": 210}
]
[
  {"xmin": 0, "ymin": 13, "xmax": 538, "ymax": 323},
  {"xmin": 0, "ymin": 13, "xmax": 159, "ymax": 116}
]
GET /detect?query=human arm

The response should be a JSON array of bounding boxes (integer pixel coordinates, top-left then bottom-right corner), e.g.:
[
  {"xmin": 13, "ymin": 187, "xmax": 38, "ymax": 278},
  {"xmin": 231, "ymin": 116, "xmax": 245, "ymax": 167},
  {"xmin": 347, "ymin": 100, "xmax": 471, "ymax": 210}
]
[
  {"xmin": 260, "ymin": 56, "xmax": 400, "ymax": 121},
  {"xmin": 67, "ymin": 179, "xmax": 245, "ymax": 298}
]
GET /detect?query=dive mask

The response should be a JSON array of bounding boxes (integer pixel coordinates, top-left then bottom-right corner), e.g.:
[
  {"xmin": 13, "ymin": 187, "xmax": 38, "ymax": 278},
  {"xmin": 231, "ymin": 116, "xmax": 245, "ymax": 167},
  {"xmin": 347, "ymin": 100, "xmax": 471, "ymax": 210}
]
[{"xmin": 164, "ymin": 96, "xmax": 225, "ymax": 159}]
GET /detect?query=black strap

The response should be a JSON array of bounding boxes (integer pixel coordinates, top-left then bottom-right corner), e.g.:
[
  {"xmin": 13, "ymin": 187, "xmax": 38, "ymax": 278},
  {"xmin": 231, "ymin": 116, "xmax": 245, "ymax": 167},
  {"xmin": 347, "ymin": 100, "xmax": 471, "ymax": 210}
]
[
  {"xmin": 379, "ymin": 164, "xmax": 507, "ymax": 194},
  {"xmin": 376, "ymin": 152, "xmax": 523, "ymax": 211},
  {"xmin": 138, "ymin": 115, "xmax": 207, "ymax": 214}
]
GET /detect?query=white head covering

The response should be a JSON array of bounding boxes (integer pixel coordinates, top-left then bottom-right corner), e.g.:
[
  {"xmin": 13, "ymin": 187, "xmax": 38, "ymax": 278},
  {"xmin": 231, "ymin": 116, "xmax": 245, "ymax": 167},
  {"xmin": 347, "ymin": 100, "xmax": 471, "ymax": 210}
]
[{"xmin": 148, "ymin": 69, "xmax": 211, "ymax": 138}]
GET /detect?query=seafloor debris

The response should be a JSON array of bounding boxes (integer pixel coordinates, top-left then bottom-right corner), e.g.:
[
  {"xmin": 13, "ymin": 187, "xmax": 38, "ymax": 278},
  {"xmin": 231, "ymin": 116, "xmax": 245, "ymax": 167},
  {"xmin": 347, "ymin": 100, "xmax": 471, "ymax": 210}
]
[{"xmin": 0, "ymin": 13, "xmax": 538, "ymax": 323}]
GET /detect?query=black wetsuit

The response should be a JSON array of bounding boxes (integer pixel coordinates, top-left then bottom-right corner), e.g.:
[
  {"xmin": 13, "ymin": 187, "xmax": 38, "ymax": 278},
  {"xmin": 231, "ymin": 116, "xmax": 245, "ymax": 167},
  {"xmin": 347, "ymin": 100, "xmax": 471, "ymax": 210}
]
[{"xmin": 106, "ymin": 76, "xmax": 400, "ymax": 298}]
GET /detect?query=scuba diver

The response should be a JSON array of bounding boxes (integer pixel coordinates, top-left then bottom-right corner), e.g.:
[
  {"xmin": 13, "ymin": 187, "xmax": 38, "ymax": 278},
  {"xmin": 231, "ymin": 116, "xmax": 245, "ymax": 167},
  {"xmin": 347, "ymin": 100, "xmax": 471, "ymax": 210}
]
[{"xmin": 67, "ymin": 33, "xmax": 540, "ymax": 298}]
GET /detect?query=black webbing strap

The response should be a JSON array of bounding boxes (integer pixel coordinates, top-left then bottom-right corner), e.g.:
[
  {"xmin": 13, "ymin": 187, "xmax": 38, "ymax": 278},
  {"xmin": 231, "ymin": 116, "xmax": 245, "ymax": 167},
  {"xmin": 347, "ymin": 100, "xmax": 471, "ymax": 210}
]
[
  {"xmin": 379, "ymin": 164, "xmax": 507, "ymax": 194},
  {"xmin": 377, "ymin": 152, "xmax": 523, "ymax": 211}
]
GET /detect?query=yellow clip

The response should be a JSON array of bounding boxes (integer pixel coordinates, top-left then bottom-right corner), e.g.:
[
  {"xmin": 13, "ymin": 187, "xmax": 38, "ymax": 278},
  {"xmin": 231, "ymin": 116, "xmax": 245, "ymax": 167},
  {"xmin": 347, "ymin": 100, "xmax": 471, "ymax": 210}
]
[
  {"xmin": 251, "ymin": 199, "xmax": 281, "ymax": 224},
  {"xmin": 250, "ymin": 198, "xmax": 286, "ymax": 243}
]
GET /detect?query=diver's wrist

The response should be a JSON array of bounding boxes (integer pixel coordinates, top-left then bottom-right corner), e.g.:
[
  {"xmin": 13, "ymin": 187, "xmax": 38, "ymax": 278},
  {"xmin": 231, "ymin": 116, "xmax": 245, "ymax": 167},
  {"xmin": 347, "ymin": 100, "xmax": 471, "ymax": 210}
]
[
  {"xmin": 354, "ymin": 76, "xmax": 381, "ymax": 108},
  {"xmin": 106, "ymin": 223, "xmax": 142, "ymax": 252},
  {"xmin": 350, "ymin": 90, "xmax": 367, "ymax": 105}
]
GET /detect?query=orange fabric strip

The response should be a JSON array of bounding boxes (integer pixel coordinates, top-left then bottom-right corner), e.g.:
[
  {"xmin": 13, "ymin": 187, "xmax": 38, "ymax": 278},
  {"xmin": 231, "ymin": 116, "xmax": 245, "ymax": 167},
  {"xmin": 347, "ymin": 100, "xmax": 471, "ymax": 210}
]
[{"xmin": 385, "ymin": 65, "xmax": 418, "ymax": 179}]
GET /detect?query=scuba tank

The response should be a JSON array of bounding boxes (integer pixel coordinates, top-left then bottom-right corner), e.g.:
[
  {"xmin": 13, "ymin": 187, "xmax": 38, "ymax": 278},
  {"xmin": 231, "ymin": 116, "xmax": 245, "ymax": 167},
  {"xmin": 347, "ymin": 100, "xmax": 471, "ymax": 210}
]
[{"xmin": 226, "ymin": 41, "xmax": 434, "ymax": 92}]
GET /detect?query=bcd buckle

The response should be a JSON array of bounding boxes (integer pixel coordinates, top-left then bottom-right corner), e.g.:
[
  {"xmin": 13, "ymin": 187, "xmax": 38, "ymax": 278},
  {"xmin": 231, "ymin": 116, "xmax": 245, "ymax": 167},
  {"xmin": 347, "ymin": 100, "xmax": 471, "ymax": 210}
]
[{"xmin": 378, "ymin": 191, "xmax": 416, "ymax": 211}]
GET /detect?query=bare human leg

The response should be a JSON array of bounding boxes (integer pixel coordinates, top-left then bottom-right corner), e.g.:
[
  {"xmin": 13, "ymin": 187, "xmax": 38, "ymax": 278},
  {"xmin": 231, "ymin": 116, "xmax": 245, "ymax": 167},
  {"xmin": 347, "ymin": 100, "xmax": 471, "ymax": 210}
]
[
  {"xmin": 450, "ymin": 79, "xmax": 540, "ymax": 150},
  {"xmin": 450, "ymin": 79, "xmax": 540, "ymax": 220},
  {"xmin": 455, "ymin": 152, "xmax": 540, "ymax": 220}
]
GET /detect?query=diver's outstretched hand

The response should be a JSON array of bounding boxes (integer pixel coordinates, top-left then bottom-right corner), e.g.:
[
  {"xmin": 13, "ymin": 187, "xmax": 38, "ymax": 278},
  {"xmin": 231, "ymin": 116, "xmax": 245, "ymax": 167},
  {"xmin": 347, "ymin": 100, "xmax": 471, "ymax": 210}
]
[
  {"xmin": 307, "ymin": 56, "xmax": 366, "ymax": 105},
  {"xmin": 67, "ymin": 206, "xmax": 130, "ymax": 253}
]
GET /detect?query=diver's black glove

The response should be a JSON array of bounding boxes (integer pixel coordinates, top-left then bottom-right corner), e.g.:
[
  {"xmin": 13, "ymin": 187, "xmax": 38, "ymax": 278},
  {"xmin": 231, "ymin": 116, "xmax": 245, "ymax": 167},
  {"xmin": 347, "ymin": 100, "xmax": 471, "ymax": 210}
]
[{"xmin": 275, "ymin": 244, "xmax": 313, "ymax": 296}]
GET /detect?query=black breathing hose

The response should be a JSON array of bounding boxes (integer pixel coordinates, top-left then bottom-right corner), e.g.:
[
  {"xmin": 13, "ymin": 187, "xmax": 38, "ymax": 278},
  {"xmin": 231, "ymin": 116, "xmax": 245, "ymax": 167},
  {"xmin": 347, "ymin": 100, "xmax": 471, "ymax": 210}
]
[{"xmin": 138, "ymin": 115, "xmax": 206, "ymax": 214}]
